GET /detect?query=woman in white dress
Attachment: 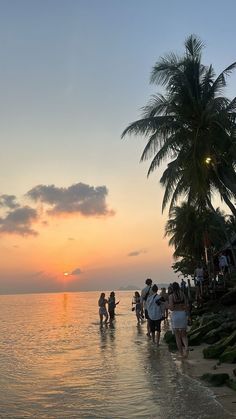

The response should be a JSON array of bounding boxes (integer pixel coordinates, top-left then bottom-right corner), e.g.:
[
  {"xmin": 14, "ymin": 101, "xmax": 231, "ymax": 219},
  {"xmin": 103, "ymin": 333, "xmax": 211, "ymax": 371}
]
[{"xmin": 168, "ymin": 282, "xmax": 189, "ymax": 357}]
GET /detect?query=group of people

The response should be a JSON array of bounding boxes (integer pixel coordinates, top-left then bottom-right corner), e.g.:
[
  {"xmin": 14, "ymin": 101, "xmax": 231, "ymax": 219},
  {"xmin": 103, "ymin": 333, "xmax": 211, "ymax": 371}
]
[
  {"xmin": 135, "ymin": 279, "xmax": 166, "ymax": 347},
  {"xmin": 98, "ymin": 277, "xmax": 189, "ymax": 358},
  {"xmin": 133, "ymin": 278, "xmax": 189, "ymax": 356},
  {"xmin": 193, "ymin": 252, "xmax": 230, "ymax": 306},
  {"xmin": 98, "ymin": 291, "xmax": 119, "ymax": 326}
]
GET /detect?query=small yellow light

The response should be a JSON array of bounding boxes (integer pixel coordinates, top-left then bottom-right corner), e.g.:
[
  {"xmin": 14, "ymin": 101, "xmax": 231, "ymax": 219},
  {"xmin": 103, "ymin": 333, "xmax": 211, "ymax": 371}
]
[
  {"xmin": 205, "ymin": 157, "xmax": 212, "ymax": 164},
  {"xmin": 63, "ymin": 272, "xmax": 69, "ymax": 276}
]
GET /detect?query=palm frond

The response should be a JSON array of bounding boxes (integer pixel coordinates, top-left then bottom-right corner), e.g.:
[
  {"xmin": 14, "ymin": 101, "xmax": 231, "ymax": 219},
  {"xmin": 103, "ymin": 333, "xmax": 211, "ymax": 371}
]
[
  {"xmin": 121, "ymin": 117, "xmax": 157, "ymax": 138},
  {"xmin": 160, "ymin": 161, "xmax": 182, "ymax": 211},
  {"xmin": 227, "ymin": 97, "xmax": 236, "ymax": 113},
  {"xmin": 150, "ymin": 53, "xmax": 183, "ymax": 86},
  {"xmin": 141, "ymin": 94, "xmax": 169, "ymax": 117},
  {"xmin": 210, "ymin": 62, "xmax": 236, "ymax": 96},
  {"xmin": 168, "ymin": 179, "xmax": 187, "ymax": 213},
  {"xmin": 144, "ymin": 136, "xmax": 176, "ymax": 174},
  {"xmin": 185, "ymin": 34, "xmax": 204, "ymax": 58}
]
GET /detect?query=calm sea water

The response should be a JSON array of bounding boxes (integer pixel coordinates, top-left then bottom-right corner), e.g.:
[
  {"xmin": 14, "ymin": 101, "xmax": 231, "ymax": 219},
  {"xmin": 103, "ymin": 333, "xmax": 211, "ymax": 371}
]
[{"xmin": 0, "ymin": 291, "xmax": 233, "ymax": 419}]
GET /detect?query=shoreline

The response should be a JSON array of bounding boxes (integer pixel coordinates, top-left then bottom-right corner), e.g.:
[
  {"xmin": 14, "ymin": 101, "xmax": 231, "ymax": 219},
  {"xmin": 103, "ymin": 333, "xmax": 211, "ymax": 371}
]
[{"xmin": 172, "ymin": 342, "xmax": 236, "ymax": 416}]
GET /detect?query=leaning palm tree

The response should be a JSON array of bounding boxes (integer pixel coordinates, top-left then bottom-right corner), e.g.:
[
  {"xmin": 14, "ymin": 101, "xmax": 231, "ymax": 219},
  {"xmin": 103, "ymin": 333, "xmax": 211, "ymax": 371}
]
[{"xmin": 122, "ymin": 35, "xmax": 236, "ymax": 216}]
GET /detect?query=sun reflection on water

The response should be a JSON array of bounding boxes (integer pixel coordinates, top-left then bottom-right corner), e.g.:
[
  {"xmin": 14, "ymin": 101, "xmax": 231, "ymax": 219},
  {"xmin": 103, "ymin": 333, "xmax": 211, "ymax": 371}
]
[{"xmin": 0, "ymin": 292, "xmax": 232, "ymax": 418}]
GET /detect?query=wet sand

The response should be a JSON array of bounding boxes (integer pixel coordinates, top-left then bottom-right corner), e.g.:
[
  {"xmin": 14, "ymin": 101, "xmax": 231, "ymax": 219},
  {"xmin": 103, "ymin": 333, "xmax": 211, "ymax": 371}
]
[{"xmin": 177, "ymin": 343, "xmax": 236, "ymax": 416}]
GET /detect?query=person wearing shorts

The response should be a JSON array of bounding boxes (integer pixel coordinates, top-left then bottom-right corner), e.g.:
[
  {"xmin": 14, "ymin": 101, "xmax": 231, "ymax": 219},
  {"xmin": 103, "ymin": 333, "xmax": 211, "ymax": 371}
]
[
  {"xmin": 168, "ymin": 282, "xmax": 189, "ymax": 357},
  {"xmin": 146, "ymin": 284, "xmax": 163, "ymax": 345}
]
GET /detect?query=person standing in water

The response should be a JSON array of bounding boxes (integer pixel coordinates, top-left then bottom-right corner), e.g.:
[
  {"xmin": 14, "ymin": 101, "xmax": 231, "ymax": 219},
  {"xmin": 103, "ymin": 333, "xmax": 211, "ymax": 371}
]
[
  {"xmin": 98, "ymin": 292, "xmax": 108, "ymax": 326},
  {"xmin": 160, "ymin": 287, "xmax": 169, "ymax": 320},
  {"xmin": 146, "ymin": 284, "xmax": 164, "ymax": 345},
  {"xmin": 141, "ymin": 278, "xmax": 153, "ymax": 337},
  {"xmin": 108, "ymin": 291, "xmax": 119, "ymax": 325},
  {"xmin": 132, "ymin": 291, "xmax": 143, "ymax": 325}
]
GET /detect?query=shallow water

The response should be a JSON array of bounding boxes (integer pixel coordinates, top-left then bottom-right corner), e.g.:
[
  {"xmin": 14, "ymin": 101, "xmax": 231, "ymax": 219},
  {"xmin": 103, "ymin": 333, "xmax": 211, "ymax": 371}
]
[{"xmin": 0, "ymin": 291, "xmax": 234, "ymax": 418}]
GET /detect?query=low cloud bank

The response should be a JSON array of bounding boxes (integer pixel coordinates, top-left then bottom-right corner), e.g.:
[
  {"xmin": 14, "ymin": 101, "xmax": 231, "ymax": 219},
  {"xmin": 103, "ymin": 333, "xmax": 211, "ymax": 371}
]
[
  {"xmin": 0, "ymin": 206, "xmax": 38, "ymax": 236},
  {"xmin": 0, "ymin": 182, "xmax": 114, "ymax": 237},
  {"xmin": 27, "ymin": 183, "xmax": 114, "ymax": 216}
]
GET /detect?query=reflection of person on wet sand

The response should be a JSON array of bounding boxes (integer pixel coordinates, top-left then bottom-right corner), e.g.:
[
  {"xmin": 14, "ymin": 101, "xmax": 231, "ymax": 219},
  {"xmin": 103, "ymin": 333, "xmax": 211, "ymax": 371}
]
[{"xmin": 98, "ymin": 293, "xmax": 108, "ymax": 326}]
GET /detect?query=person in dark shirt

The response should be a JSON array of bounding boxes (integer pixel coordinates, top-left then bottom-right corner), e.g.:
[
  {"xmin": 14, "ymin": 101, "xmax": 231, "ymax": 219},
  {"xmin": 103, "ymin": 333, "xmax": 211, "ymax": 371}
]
[{"xmin": 108, "ymin": 291, "xmax": 119, "ymax": 325}]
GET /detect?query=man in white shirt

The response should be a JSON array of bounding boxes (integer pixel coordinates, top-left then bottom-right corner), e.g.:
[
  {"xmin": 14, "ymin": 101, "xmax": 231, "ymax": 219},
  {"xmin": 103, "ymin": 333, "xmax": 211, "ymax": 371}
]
[
  {"xmin": 146, "ymin": 284, "xmax": 164, "ymax": 345},
  {"xmin": 141, "ymin": 278, "xmax": 153, "ymax": 337}
]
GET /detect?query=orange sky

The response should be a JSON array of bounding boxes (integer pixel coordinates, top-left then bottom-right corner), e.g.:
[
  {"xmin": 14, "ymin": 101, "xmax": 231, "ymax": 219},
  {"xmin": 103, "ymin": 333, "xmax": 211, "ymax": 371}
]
[
  {"xmin": 0, "ymin": 171, "xmax": 175, "ymax": 293},
  {"xmin": 1, "ymin": 2, "xmax": 235, "ymax": 293}
]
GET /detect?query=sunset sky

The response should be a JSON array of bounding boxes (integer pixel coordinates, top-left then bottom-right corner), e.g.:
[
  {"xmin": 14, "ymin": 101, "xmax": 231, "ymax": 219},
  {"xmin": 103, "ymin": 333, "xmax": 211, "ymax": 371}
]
[{"xmin": 1, "ymin": 0, "xmax": 236, "ymax": 293}]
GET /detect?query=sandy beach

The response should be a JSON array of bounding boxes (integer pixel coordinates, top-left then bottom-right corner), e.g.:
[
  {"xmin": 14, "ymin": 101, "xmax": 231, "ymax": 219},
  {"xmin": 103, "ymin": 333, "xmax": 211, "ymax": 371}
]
[{"xmin": 175, "ymin": 343, "xmax": 236, "ymax": 416}]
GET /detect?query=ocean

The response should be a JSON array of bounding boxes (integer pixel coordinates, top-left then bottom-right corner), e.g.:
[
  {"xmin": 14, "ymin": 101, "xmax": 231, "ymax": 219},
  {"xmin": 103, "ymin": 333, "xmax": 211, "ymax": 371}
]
[{"xmin": 0, "ymin": 291, "xmax": 232, "ymax": 418}]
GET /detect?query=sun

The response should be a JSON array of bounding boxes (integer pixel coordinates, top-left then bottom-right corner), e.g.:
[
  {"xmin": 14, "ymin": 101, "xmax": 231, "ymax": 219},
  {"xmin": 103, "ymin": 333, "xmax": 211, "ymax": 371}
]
[{"xmin": 63, "ymin": 272, "xmax": 69, "ymax": 277}]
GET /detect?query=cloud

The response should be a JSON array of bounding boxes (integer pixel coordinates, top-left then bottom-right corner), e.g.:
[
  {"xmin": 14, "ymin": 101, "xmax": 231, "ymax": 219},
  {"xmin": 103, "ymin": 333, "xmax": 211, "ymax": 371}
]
[
  {"xmin": 26, "ymin": 182, "xmax": 114, "ymax": 217},
  {"xmin": 127, "ymin": 249, "xmax": 147, "ymax": 257},
  {"xmin": 70, "ymin": 268, "xmax": 82, "ymax": 275},
  {"xmin": 0, "ymin": 206, "xmax": 38, "ymax": 236},
  {"xmin": 68, "ymin": 237, "xmax": 75, "ymax": 241},
  {"xmin": 0, "ymin": 194, "xmax": 20, "ymax": 209},
  {"xmin": 0, "ymin": 181, "xmax": 114, "ymax": 237}
]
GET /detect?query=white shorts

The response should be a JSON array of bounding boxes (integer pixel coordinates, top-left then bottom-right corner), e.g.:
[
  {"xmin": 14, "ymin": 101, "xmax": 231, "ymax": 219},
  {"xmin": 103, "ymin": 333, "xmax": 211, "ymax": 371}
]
[{"xmin": 171, "ymin": 311, "xmax": 187, "ymax": 329}]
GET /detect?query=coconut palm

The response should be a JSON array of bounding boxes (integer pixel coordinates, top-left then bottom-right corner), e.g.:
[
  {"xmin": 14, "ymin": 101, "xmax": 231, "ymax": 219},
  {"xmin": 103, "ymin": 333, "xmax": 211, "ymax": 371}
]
[
  {"xmin": 122, "ymin": 35, "xmax": 236, "ymax": 216},
  {"xmin": 164, "ymin": 202, "xmax": 226, "ymax": 261}
]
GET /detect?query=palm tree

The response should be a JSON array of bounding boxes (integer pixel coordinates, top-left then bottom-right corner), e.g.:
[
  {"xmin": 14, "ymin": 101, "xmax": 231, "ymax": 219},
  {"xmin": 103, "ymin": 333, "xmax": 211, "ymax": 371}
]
[
  {"xmin": 165, "ymin": 204, "xmax": 203, "ymax": 260},
  {"xmin": 122, "ymin": 35, "xmax": 236, "ymax": 216},
  {"xmin": 164, "ymin": 202, "xmax": 226, "ymax": 261}
]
